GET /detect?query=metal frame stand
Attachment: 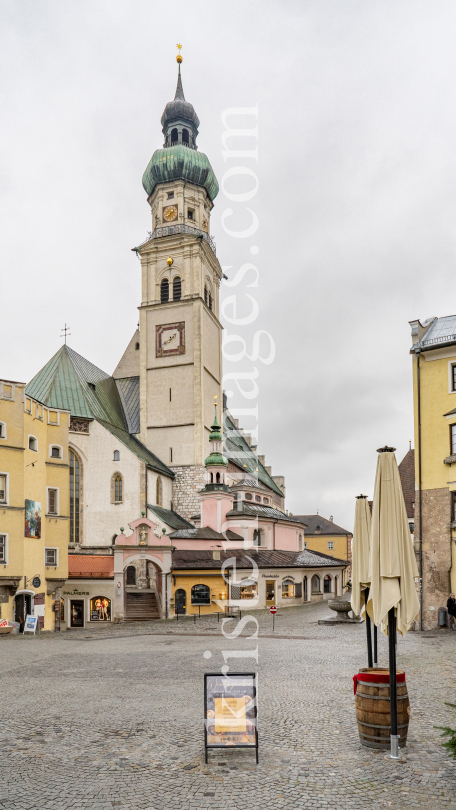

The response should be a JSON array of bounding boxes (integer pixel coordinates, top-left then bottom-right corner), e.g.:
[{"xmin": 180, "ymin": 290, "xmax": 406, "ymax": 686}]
[
  {"xmin": 365, "ymin": 587, "xmax": 373, "ymax": 668},
  {"xmin": 387, "ymin": 607, "xmax": 401, "ymax": 760},
  {"xmin": 373, "ymin": 624, "xmax": 378, "ymax": 666}
]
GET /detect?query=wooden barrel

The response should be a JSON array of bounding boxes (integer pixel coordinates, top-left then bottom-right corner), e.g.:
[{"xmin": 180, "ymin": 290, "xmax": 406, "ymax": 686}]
[{"xmin": 354, "ymin": 667, "xmax": 410, "ymax": 749}]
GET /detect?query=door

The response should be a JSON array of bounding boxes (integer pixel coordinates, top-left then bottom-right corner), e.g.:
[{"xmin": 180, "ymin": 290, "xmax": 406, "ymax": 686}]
[
  {"xmin": 303, "ymin": 576, "xmax": 308, "ymax": 602},
  {"xmin": 70, "ymin": 600, "xmax": 84, "ymax": 628},
  {"xmin": 265, "ymin": 580, "xmax": 276, "ymax": 606},
  {"xmin": 175, "ymin": 588, "xmax": 186, "ymax": 615},
  {"xmin": 14, "ymin": 594, "xmax": 32, "ymax": 633}
]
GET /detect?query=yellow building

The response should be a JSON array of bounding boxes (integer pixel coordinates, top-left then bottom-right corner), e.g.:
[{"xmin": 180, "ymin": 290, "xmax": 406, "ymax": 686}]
[
  {"xmin": 288, "ymin": 514, "xmax": 352, "ymax": 589},
  {"xmin": 0, "ymin": 379, "xmax": 69, "ymax": 631},
  {"xmin": 410, "ymin": 315, "xmax": 456, "ymax": 629}
]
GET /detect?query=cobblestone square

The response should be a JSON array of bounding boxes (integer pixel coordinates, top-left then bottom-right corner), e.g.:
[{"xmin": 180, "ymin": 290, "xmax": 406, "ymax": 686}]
[{"xmin": 1, "ymin": 601, "xmax": 455, "ymax": 810}]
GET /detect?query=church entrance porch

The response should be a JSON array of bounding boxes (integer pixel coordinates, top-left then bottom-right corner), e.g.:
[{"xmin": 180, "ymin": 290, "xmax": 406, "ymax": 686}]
[{"xmin": 124, "ymin": 590, "xmax": 160, "ymax": 621}]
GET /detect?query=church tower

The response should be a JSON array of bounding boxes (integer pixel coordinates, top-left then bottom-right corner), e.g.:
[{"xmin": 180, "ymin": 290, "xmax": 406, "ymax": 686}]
[{"xmin": 136, "ymin": 49, "xmax": 223, "ymax": 520}]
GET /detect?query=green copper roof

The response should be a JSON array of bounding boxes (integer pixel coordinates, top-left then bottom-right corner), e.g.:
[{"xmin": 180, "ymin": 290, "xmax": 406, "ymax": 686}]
[
  {"xmin": 205, "ymin": 452, "xmax": 229, "ymax": 468},
  {"xmin": 224, "ymin": 411, "xmax": 284, "ymax": 498},
  {"xmin": 142, "ymin": 145, "xmax": 219, "ymax": 201},
  {"xmin": 26, "ymin": 345, "xmax": 173, "ymax": 478}
]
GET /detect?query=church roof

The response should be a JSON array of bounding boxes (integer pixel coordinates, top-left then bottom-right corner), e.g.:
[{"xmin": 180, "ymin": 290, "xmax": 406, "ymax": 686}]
[
  {"xmin": 398, "ymin": 448, "xmax": 415, "ymax": 520},
  {"xmin": 142, "ymin": 145, "xmax": 219, "ymax": 201},
  {"xmin": 26, "ymin": 345, "xmax": 173, "ymax": 478},
  {"xmin": 226, "ymin": 502, "xmax": 295, "ymax": 522},
  {"xmin": 223, "ymin": 412, "xmax": 284, "ymax": 498},
  {"xmin": 115, "ymin": 377, "xmax": 140, "ymax": 434},
  {"xmin": 148, "ymin": 504, "xmax": 194, "ymax": 530}
]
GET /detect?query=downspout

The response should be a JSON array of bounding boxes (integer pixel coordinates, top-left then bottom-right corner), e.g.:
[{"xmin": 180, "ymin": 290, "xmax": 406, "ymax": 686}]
[
  {"xmin": 416, "ymin": 349, "xmax": 423, "ymax": 631},
  {"xmin": 273, "ymin": 519, "xmax": 278, "ymax": 550}
]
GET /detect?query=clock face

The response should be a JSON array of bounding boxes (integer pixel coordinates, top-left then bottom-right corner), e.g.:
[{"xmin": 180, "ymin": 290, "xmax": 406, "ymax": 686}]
[
  {"xmin": 156, "ymin": 322, "xmax": 185, "ymax": 357},
  {"xmin": 163, "ymin": 204, "xmax": 178, "ymax": 223}
]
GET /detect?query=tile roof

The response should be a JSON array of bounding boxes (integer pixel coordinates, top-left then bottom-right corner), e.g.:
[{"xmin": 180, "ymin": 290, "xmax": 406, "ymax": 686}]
[
  {"xmin": 398, "ymin": 448, "xmax": 415, "ymax": 520},
  {"xmin": 230, "ymin": 476, "xmax": 268, "ymax": 491},
  {"xmin": 68, "ymin": 555, "xmax": 114, "ymax": 578},
  {"xmin": 148, "ymin": 504, "xmax": 194, "ymax": 530},
  {"xmin": 115, "ymin": 377, "xmax": 140, "ymax": 434},
  {"xmin": 169, "ymin": 527, "xmax": 243, "ymax": 541},
  {"xmin": 26, "ymin": 345, "xmax": 172, "ymax": 478},
  {"xmin": 226, "ymin": 502, "xmax": 292, "ymax": 521},
  {"xmin": 287, "ymin": 514, "xmax": 351, "ymax": 536},
  {"xmin": 172, "ymin": 548, "xmax": 347, "ymax": 570},
  {"xmin": 224, "ymin": 412, "xmax": 283, "ymax": 497}
]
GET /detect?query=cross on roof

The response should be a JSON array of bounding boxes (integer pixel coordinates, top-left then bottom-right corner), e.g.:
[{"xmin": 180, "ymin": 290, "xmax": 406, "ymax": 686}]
[{"xmin": 60, "ymin": 323, "xmax": 71, "ymax": 344}]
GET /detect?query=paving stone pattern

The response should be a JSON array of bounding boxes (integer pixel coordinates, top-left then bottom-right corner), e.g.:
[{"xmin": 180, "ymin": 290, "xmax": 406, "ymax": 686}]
[{"xmin": 1, "ymin": 601, "xmax": 455, "ymax": 810}]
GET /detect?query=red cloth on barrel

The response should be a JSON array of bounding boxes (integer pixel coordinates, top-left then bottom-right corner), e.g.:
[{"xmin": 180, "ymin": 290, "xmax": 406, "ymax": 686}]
[{"xmin": 353, "ymin": 671, "xmax": 406, "ymax": 695}]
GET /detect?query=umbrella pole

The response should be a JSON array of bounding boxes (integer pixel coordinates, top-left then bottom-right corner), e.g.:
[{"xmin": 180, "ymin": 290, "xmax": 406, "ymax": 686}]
[
  {"xmin": 365, "ymin": 587, "xmax": 373, "ymax": 668},
  {"xmin": 373, "ymin": 624, "xmax": 378, "ymax": 666},
  {"xmin": 387, "ymin": 606, "xmax": 400, "ymax": 759}
]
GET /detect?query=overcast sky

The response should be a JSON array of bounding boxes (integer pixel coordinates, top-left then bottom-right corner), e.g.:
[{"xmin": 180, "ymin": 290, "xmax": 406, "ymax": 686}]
[{"xmin": 2, "ymin": 1, "xmax": 456, "ymax": 530}]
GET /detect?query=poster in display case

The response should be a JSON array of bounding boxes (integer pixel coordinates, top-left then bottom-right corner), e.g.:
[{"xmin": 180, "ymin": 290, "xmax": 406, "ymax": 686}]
[{"xmin": 204, "ymin": 672, "xmax": 258, "ymax": 763}]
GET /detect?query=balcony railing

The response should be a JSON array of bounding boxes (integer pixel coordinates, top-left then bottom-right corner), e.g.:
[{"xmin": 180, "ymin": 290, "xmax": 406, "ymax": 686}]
[{"xmin": 147, "ymin": 224, "xmax": 216, "ymax": 255}]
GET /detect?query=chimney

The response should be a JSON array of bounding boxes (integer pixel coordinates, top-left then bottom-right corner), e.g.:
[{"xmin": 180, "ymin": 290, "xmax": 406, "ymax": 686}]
[
  {"xmin": 329, "ymin": 515, "xmax": 333, "ymax": 522},
  {"xmin": 213, "ymin": 550, "xmax": 221, "ymax": 560},
  {"xmin": 258, "ymin": 455, "xmax": 266, "ymax": 466}
]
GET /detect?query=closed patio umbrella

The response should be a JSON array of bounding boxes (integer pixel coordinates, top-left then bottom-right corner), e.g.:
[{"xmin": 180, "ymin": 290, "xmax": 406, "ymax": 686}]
[
  {"xmin": 351, "ymin": 495, "xmax": 375, "ymax": 666},
  {"xmin": 369, "ymin": 446, "xmax": 420, "ymax": 758}
]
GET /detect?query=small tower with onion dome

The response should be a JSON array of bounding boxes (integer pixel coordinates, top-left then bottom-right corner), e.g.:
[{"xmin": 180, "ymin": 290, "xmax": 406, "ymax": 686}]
[{"xmin": 199, "ymin": 398, "xmax": 234, "ymax": 533}]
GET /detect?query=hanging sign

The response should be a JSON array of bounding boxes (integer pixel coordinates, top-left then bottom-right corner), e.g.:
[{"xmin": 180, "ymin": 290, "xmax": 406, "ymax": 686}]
[
  {"xmin": 204, "ymin": 672, "xmax": 258, "ymax": 763},
  {"xmin": 23, "ymin": 615, "xmax": 38, "ymax": 634}
]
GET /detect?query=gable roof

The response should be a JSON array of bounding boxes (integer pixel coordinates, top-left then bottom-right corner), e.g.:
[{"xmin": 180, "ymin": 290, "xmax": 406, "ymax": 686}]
[
  {"xmin": 172, "ymin": 548, "xmax": 347, "ymax": 570},
  {"xmin": 398, "ymin": 448, "xmax": 415, "ymax": 520},
  {"xmin": 288, "ymin": 514, "xmax": 352, "ymax": 536},
  {"xmin": 224, "ymin": 412, "xmax": 283, "ymax": 497},
  {"xmin": 26, "ymin": 345, "xmax": 173, "ymax": 478},
  {"xmin": 148, "ymin": 504, "xmax": 194, "ymax": 530}
]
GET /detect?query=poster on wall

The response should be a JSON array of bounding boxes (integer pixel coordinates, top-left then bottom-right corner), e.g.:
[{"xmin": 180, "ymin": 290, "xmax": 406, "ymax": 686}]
[
  {"xmin": 25, "ymin": 499, "xmax": 41, "ymax": 538},
  {"xmin": 204, "ymin": 673, "xmax": 258, "ymax": 763}
]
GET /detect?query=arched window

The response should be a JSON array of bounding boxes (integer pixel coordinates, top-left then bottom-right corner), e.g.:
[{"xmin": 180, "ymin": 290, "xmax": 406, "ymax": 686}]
[
  {"xmin": 114, "ymin": 474, "xmax": 123, "ymax": 503},
  {"xmin": 303, "ymin": 576, "xmax": 308, "ymax": 601},
  {"xmin": 171, "ymin": 127, "xmax": 178, "ymax": 144},
  {"xmin": 255, "ymin": 495, "xmax": 261, "ymax": 503},
  {"xmin": 324, "ymin": 575, "xmax": 332, "ymax": 594},
  {"xmin": 204, "ymin": 286, "xmax": 208, "ymax": 306},
  {"xmin": 156, "ymin": 476, "xmax": 163, "ymax": 506},
  {"xmin": 311, "ymin": 574, "xmax": 321, "ymax": 594},
  {"xmin": 90, "ymin": 596, "xmax": 111, "ymax": 621},
  {"xmin": 126, "ymin": 566, "xmax": 136, "ymax": 585},
  {"xmin": 191, "ymin": 584, "xmax": 210, "ymax": 605},
  {"xmin": 253, "ymin": 529, "xmax": 264, "ymax": 547},
  {"xmin": 182, "ymin": 128, "xmax": 189, "ymax": 144},
  {"xmin": 263, "ymin": 497, "xmax": 269, "ymax": 504},
  {"xmin": 69, "ymin": 449, "xmax": 81, "ymax": 544},
  {"xmin": 113, "ymin": 450, "xmax": 120, "ymax": 461},
  {"xmin": 282, "ymin": 579, "xmax": 294, "ymax": 598},
  {"xmin": 173, "ymin": 276, "xmax": 181, "ymax": 301},
  {"xmin": 161, "ymin": 278, "xmax": 169, "ymax": 303},
  {"xmin": 208, "ymin": 291, "xmax": 212, "ymax": 310},
  {"xmin": 245, "ymin": 493, "xmax": 252, "ymax": 500},
  {"xmin": 216, "ymin": 472, "xmax": 221, "ymax": 483},
  {"xmin": 135, "ymin": 342, "xmax": 140, "ymax": 350},
  {"xmin": 28, "ymin": 435, "xmax": 37, "ymax": 452}
]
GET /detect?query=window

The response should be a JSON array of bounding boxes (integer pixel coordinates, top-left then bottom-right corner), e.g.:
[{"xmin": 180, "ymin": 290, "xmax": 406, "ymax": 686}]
[
  {"xmin": 245, "ymin": 493, "xmax": 252, "ymax": 500},
  {"xmin": 0, "ymin": 422, "xmax": 6, "ymax": 439},
  {"xmin": 50, "ymin": 446, "xmax": 61, "ymax": 459},
  {"xmin": 170, "ymin": 447, "xmax": 173, "ymax": 462},
  {"xmin": 135, "ymin": 342, "xmax": 140, "ymax": 350},
  {"xmin": 327, "ymin": 541, "xmax": 334, "ymax": 550},
  {"xmin": 452, "ymin": 492, "xmax": 456, "ymax": 522},
  {"xmin": 161, "ymin": 278, "xmax": 169, "ymax": 303},
  {"xmin": 113, "ymin": 450, "xmax": 120, "ymax": 461},
  {"xmin": 90, "ymin": 596, "xmax": 111, "ymax": 621},
  {"xmin": 169, "ymin": 388, "xmax": 172, "ymax": 402},
  {"xmin": 311, "ymin": 574, "xmax": 321, "ymax": 594},
  {"xmin": 282, "ymin": 580, "xmax": 294, "ymax": 598},
  {"xmin": 45, "ymin": 548, "xmax": 58, "ymax": 566},
  {"xmin": 126, "ymin": 566, "xmax": 136, "ymax": 585},
  {"xmin": 171, "ymin": 127, "xmax": 178, "ymax": 144},
  {"xmin": 187, "ymin": 208, "xmax": 194, "ymax": 220},
  {"xmin": 208, "ymin": 291, "xmax": 212, "ymax": 310},
  {"xmin": 304, "ymin": 541, "xmax": 307, "ymax": 549},
  {"xmin": 253, "ymin": 529, "xmax": 265, "ymax": 547},
  {"xmin": 173, "ymin": 276, "xmax": 182, "ymax": 301},
  {"xmin": 451, "ymin": 424, "xmax": 456, "ymax": 455},
  {"xmin": 114, "ymin": 475, "xmax": 123, "ymax": 503},
  {"xmin": 28, "ymin": 435, "xmax": 38, "ymax": 452},
  {"xmin": 324, "ymin": 575, "xmax": 332, "ymax": 593},
  {"xmin": 69, "ymin": 449, "xmax": 81, "ymax": 544},
  {"xmin": 204, "ymin": 286, "xmax": 208, "ymax": 306},
  {"xmin": 47, "ymin": 488, "xmax": 59, "ymax": 515},
  {"xmin": 0, "ymin": 534, "xmax": 7, "ymax": 564},
  {"xmin": 191, "ymin": 584, "xmax": 210, "ymax": 605},
  {"xmin": 182, "ymin": 128, "xmax": 189, "ymax": 144},
  {"xmin": 0, "ymin": 474, "xmax": 7, "ymax": 504},
  {"xmin": 25, "ymin": 397, "xmax": 31, "ymax": 411},
  {"xmin": 255, "ymin": 495, "xmax": 261, "ymax": 503},
  {"xmin": 48, "ymin": 410, "xmax": 59, "ymax": 424},
  {"xmin": 156, "ymin": 476, "xmax": 163, "ymax": 506},
  {"xmin": 240, "ymin": 582, "xmax": 257, "ymax": 599},
  {"xmin": 298, "ymin": 533, "xmax": 303, "ymax": 551},
  {"xmin": 167, "ymin": 191, "xmax": 174, "ymax": 199},
  {"xmin": 263, "ymin": 497, "xmax": 269, "ymax": 504}
]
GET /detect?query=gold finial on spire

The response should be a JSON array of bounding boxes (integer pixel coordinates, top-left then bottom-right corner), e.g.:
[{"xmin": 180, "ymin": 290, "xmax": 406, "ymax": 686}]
[
  {"xmin": 214, "ymin": 394, "xmax": 217, "ymax": 401},
  {"xmin": 176, "ymin": 43, "xmax": 183, "ymax": 64}
]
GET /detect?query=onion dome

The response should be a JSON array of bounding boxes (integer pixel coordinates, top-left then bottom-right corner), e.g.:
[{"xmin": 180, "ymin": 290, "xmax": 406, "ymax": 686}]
[
  {"xmin": 205, "ymin": 403, "xmax": 228, "ymax": 468},
  {"xmin": 142, "ymin": 145, "xmax": 219, "ymax": 201}
]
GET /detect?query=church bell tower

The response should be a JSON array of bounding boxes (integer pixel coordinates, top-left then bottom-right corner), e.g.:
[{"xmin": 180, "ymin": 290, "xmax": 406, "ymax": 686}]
[{"xmin": 137, "ymin": 48, "xmax": 223, "ymax": 520}]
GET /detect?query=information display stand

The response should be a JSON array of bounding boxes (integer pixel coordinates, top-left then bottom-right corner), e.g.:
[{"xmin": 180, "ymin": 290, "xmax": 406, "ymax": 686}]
[{"xmin": 204, "ymin": 672, "xmax": 258, "ymax": 763}]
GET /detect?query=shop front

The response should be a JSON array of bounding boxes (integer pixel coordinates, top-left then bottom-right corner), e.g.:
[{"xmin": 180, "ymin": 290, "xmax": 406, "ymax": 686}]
[{"xmin": 61, "ymin": 582, "xmax": 114, "ymax": 630}]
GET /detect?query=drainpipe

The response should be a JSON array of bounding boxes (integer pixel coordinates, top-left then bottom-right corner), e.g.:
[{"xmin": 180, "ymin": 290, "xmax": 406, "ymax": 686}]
[
  {"xmin": 416, "ymin": 348, "xmax": 423, "ymax": 632},
  {"xmin": 273, "ymin": 519, "xmax": 278, "ymax": 550}
]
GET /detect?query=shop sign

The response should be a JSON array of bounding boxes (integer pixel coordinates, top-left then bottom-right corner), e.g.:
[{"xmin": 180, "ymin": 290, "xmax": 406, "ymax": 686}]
[
  {"xmin": 261, "ymin": 574, "xmax": 279, "ymax": 578},
  {"xmin": 63, "ymin": 589, "xmax": 89, "ymax": 596},
  {"xmin": 204, "ymin": 673, "xmax": 258, "ymax": 763},
  {"xmin": 32, "ymin": 576, "xmax": 41, "ymax": 588},
  {"xmin": 24, "ymin": 615, "xmax": 38, "ymax": 634}
]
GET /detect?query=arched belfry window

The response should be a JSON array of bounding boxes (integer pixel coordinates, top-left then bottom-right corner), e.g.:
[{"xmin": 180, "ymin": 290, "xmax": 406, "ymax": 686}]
[
  {"xmin": 161, "ymin": 278, "xmax": 169, "ymax": 303},
  {"xmin": 208, "ymin": 291, "xmax": 212, "ymax": 311},
  {"xmin": 182, "ymin": 128, "xmax": 189, "ymax": 144},
  {"xmin": 156, "ymin": 476, "xmax": 163, "ymax": 506},
  {"xmin": 171, "ymin": 127, "xmax": 178, "ymax": 145},
  {"xmin": 204, "ymin": 286, "xmax": 208, "ymax": 306},
  {"xmin": 173, "ymin": 277, "xmax": 181, "ymax": 301},
  {"xmin": 69, "ymin": 449, "xmax": 81, "ymax": 544}
]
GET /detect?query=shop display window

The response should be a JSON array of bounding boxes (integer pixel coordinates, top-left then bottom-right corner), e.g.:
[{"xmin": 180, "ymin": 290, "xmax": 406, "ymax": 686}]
[
  {"xmin": 240, "ymin": 583, "xmax": 257, "ymax": 599},
  {"xmin": 191, "ymin": 584, "xmax": 210, "ymax": 605},
  {"xmin": 90, "ymin": 596, "xmax": 111, "ymax": 621},
  {"xmin": 282, "ymin": 580, "xmax": 295, "ymax": 598}
]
